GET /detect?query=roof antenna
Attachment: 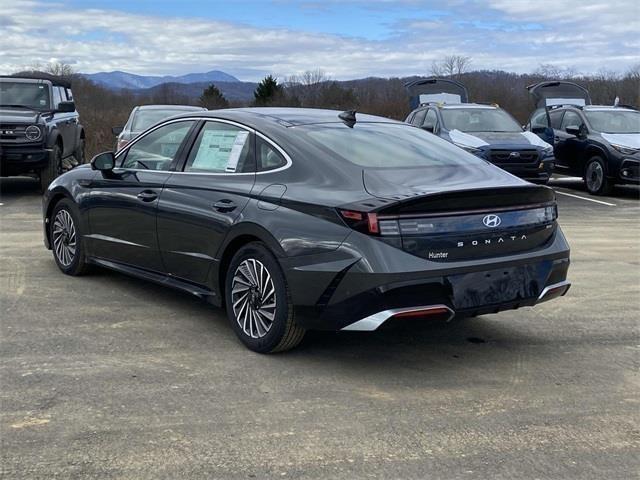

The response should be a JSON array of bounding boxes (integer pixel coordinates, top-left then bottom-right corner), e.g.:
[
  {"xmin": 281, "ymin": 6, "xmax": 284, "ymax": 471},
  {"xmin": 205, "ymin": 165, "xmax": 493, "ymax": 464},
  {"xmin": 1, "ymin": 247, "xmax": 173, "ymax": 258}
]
[
  {"xmin": 339, "ymin": 110, "xmax": 357, "ymax": 128},
  {"xmin": 614, "ymin": 96, "xmax": 620, "ymax": 107}
]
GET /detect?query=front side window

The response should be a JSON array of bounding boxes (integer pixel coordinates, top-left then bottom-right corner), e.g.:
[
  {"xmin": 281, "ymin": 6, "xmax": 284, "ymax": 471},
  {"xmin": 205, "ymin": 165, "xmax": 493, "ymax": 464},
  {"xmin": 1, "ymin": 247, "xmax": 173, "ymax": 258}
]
[
  {"xmin": 561, "ymin": 111, "xmax": 583, "ymax": 129},
  {"xmin": 530, "ymin": 109, "xmax": 548, "ymax": 129},
  {"xmin": 440, "ymin": 108, "xmax": 521, "ymax": 132},
  {"xmin": 52, "ymin": 87, "xmax": 63, "ymax": 108},
  {"xmin": 122, "ymin": 121, "xmax": 195, "ymax": 170},
  {"xmin": 298, "ymin": 122, "xmax": 487, "ymax": 168},
  {"xmin": 185, "ymin": 121, "xmax": 253, "ymax": 173},
  {"xmin": 423, "ymin": 109, "xmax": 438, "ymax": 129},
  {"xmin": 585, "ymin": 110, "xmax": 640, "ymax": 134},
  {"xmin": 411, "ymin": 109, "xmax": 427, "ymax": 127},
  {"xmin": 0, "ymin": 81, "xmax": 51, "ymax": 109}
]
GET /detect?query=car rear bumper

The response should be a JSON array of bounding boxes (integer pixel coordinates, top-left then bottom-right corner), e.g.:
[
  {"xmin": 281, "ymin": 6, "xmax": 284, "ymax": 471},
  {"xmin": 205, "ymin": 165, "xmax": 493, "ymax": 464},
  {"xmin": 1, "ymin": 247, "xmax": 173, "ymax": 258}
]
[
  {"xmin": 282, "ymin": 227, "xmax": 571, "ymax": 331},
  {"xmin": 0, "ymin": 143, "xmax": 49, "ymax": 175}
]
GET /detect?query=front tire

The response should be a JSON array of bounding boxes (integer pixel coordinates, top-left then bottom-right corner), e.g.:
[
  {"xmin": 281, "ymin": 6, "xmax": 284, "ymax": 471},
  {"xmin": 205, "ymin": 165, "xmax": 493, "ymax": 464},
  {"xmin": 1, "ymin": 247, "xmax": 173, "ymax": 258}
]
[
  {"xmin": 40, "ymin": 143, "xmax": 62, "ymax": 192},
  {"xmin": 225, "ymin": 242, "xmax": 305, "ymax": 353},
  {"xmin": 584, "ymin": 156, "xmax": 613, "ymax": 195},
  {"xmin": 50, "ymin": 199, "xmax": 90, "ymax": 276}
]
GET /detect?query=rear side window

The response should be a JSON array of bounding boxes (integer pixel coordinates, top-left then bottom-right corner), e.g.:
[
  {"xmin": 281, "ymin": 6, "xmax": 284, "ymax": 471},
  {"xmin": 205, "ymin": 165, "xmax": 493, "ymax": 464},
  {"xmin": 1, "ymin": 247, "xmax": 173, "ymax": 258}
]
[
  {"xmin": 549, "ymin": 110, "xmax": 564, "ymax": 129},
  {"xmin": 257, "ymin": 136, "xmax": 287, "ymax": 172},
  {"xmin": 185, "ymin": 121, "xmax": 254, "ymax": 173}
]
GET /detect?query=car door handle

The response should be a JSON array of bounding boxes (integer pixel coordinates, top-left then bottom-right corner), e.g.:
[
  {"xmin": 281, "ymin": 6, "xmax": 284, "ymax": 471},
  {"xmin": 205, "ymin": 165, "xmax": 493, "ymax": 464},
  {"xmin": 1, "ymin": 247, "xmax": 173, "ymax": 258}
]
[
  {"xmin": 213, "ymin": 199, "xmax": 237, "ymax": 212},
  {"xmin": 137, "ymin": 190, "xmax": 158, "ymax": 202}
]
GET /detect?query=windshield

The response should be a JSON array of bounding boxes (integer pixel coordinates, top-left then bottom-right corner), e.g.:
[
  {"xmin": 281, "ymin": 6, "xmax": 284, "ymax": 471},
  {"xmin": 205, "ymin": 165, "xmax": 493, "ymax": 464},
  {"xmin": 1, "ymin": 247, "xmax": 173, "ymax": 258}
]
[
  {"xmin": 441, "ymin": 108, "xmax": 522, "ymax": 132},
  {"xmin": 297, "ymin": 123, "xmax": 486, "ymax": 168},
  {"xmin": 0, "ymin": 81, "xmax": 50, "ymax": 110},
  {"xmin": 132, "ymin": 109, "xmax": 196, "ymax": 132},
  {"xmin": 584, "ymin": 110, "xmax": 640, "ymax": 134}
]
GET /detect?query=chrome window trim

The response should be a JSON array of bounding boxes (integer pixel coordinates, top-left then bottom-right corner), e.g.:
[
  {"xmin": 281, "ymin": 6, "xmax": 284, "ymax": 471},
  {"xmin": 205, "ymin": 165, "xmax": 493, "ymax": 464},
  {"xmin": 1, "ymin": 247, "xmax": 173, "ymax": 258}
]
[{"xmin": 114, "ymin": 116, "xmax": 293, "ymax": 176}]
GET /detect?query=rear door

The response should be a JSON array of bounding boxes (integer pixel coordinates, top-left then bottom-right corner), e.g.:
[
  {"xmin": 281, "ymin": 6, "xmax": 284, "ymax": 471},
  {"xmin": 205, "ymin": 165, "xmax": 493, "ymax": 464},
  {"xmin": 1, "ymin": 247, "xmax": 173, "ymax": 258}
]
[
  {"xmin": 86, "ymin": 120, "xmax": 196, "ymax": 272},
  {"xmin": 157, "ymin": 119, "xmax": 256, "ymax": 286}
]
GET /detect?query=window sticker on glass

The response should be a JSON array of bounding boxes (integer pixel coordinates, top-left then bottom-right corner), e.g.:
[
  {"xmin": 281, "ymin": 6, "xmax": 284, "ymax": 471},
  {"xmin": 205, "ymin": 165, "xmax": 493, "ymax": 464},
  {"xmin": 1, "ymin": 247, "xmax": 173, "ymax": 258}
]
[
  {"xmin": 191, "ymin": 129, "xmax": 249, "ymax": 172},
  {"xmin": 225, "ymin": 131, "xmax": 249, "ymax": 172}
]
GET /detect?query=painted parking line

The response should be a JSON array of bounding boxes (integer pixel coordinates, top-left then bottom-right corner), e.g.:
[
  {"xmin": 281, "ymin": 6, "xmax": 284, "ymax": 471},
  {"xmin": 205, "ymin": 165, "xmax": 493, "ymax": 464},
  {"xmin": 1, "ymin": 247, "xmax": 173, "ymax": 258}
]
[{"xmin": 554, "ymin": 190, "xmax": 617, "ymax": 207}]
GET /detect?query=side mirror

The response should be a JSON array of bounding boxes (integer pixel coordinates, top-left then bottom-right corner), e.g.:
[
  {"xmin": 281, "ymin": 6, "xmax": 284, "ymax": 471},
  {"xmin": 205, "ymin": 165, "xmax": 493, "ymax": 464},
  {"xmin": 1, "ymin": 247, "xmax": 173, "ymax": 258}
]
[
  {"xmin": 112, "ymin": 126, "xmax": 123, "ymax": 136},
  {"xmin": 565, "ymin": 125, "xmax": 581, "ymax": 136},
  {"xmin": 57, "ymin": 101, "xmax": 75, "ymax": 113},
  {"xmin": 421, "ymin": 125, "xmax": 435, "ymax": 133},
  {"xmin": 91, "ymin": 151, "xmax": 115, "ymax": 171}
]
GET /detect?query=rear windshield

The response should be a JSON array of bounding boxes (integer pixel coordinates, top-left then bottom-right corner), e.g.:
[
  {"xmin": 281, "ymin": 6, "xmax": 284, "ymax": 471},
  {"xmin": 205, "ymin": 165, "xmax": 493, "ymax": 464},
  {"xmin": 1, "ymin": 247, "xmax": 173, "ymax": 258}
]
[
  {"xmin": 0, "ymin": 81, "xmax": 51, "ymax": 109},
  {"xmin": 584, "ymin": 110, "xmax": 640, "ymax": 134},
  {"xmin": 132, "ymin": 109, "xmax": 198, "ymax": 132},
  {"xmin": 441, "ymin": 108, "xmax": 522, "ymax": 132},
  {"xmin": 296, "ymin": 123, "xmax": 486, "ymax": 168}
]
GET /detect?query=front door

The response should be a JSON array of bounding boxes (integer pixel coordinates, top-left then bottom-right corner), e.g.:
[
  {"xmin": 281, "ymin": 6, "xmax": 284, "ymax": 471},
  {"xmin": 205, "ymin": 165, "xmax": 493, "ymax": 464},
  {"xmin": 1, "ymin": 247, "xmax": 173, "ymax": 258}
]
[
  {"xmin": 557, "ymin": 110, "xmax": 588, "ymax": 175},
  {"xmin": 157, "ymin": 120, "xmax": 256, "ymax": 286},
  {"xmin": 86, "ymin": 120, "xmax": 196, "ymax": 272}
]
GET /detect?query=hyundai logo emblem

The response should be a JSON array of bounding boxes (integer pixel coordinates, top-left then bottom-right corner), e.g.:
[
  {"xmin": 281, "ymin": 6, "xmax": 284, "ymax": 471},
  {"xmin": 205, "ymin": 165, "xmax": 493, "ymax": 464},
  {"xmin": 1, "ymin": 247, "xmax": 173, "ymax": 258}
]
[
  {"xmin": 509, "ymin": 151, "xmax": 521, "ymax": 158},
  {"xmin": 483, "ymin": 214, "xmax": 502, "ymax": 228}
]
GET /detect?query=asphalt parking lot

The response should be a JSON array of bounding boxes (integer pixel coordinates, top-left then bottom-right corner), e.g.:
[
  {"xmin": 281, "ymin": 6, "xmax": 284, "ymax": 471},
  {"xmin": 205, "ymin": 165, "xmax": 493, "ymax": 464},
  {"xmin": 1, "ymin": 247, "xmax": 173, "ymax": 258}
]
[{"xmin": 1, "ymin": 176, "xmax": 638, "ymax": 479}]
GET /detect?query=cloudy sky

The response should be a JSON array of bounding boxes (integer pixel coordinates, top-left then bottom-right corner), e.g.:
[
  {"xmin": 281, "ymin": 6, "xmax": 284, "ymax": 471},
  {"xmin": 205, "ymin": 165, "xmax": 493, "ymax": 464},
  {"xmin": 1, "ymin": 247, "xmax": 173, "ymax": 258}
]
[{"xmin": 1, "ymin": 0, "xmax": 638, "ymax": 81}]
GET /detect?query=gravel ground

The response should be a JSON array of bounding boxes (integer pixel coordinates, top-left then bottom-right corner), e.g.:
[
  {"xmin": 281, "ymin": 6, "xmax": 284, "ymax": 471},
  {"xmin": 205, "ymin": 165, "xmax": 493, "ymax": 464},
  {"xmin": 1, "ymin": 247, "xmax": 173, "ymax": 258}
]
[{"xmin": 1, "ymin": 176, "xmax": 639, "ymax": 479}]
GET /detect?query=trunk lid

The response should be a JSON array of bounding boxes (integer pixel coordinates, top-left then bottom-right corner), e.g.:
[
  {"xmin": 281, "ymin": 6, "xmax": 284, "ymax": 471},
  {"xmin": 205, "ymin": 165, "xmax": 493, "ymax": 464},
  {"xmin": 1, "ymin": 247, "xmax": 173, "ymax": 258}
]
[
  {"xmin": 405, "ymin": 77, "xmax": 469, "ymax": 110},
  {"xmin": 527, "ymin": 81, "xmax": 591, "ymax": 108},
  {"xmin": 362, "ymin": 167, "xmax": 557, "ymax": 262}
]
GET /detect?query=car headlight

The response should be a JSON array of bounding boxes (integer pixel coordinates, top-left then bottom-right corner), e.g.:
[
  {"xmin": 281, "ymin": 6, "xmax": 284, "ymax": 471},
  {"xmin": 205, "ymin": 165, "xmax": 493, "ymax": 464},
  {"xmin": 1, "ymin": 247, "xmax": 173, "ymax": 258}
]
[
  {"xmin": 454, "ymin": 143, "xmax": 482, "ymax": 155},
  {"xmin": 611, "ymin": 144, "xmax": 639, "ymax": 156},
  {"xmin": 25, "ymin": 125, "xmax": 42, "ymax": 141},
  {"xmin": 541, "ymin": 145, "xmax": 554, "ymax": 157}
]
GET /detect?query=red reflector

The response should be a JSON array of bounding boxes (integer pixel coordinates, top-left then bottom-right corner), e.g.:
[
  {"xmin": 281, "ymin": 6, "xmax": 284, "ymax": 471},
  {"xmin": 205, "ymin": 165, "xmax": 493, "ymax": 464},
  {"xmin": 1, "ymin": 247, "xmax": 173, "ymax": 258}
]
[
  {"xmin": 367, "ymin": 213, "xmax": 379, "ymax": 234},
  {"xmin": 394, "ymin": 307, "xmax": 450, "ymax": 319},
  {"xmin": 340, "ymin": 210, "xmax": 363, "ymax": 221}
]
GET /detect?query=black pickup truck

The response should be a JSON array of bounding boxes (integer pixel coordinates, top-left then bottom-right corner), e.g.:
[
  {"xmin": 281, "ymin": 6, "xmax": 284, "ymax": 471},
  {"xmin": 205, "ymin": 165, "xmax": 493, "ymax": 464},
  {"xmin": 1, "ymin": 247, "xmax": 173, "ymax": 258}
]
[{"xmin": 0, "ymin": 73, "xmax": 85, "ymax": 191}]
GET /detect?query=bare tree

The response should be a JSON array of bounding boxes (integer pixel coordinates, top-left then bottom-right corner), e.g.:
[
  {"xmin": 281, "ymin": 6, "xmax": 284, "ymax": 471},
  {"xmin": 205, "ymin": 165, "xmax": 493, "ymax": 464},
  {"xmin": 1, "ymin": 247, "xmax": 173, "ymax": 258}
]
[{"xmin": 431, "ymin": 55, "xmax": 472, "ymax": 78}]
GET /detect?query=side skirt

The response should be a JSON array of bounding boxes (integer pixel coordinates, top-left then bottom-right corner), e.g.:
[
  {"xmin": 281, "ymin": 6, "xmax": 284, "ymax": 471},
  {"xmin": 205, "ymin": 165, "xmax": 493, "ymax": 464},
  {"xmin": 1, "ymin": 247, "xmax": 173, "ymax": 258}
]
[{"xmin": 87, "ymin": 257, "xmax": 220, "ymax": 305}]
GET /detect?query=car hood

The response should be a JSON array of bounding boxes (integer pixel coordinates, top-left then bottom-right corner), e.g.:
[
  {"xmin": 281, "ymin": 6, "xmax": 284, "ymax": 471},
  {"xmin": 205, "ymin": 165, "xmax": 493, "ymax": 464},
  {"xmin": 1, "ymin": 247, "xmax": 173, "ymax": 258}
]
[
  {"xmin": 363, "ymin": 163, "xmax": 524, "ymax": 200},
  {"xmin": 0, "ymin": 108, "xmax": 41, "ymax": 123},
  {"xmin": 601, "ymin": 133, "xmax": 640, "ymax": 149},
  {"xmin": 448, "ymin": 130, "xmax": 551, "ymax": 148}
]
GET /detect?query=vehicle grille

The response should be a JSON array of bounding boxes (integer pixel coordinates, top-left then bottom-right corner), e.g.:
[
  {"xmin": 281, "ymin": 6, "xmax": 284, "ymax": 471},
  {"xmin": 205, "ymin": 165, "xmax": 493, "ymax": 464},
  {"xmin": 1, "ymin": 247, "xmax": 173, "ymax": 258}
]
[
  {"xmin": 489, "ymin": 149, "xmax": 538, "ymax": 164},
  {"xmin": 0, "ymin": 123, "xmax": 29, "ymax": 143}
]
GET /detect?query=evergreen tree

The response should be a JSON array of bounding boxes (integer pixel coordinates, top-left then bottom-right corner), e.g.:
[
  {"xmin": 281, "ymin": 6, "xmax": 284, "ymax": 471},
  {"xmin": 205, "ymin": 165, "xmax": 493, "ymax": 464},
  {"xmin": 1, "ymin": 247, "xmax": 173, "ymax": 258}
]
[
  {"xmin": 199, "ymin": 84, "xmax": 229, "ymax": 109},
  {"xmin": 253, "ymin": 75, "xmax": 282, "ymax": 106}
]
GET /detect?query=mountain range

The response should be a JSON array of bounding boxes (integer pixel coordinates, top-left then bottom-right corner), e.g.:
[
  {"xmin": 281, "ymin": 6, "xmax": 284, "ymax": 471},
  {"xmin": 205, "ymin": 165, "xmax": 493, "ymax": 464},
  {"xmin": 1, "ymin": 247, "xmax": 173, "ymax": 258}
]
[{"xmin": 82, "ymin": 69, "xmax": 240, "ymax": 90}]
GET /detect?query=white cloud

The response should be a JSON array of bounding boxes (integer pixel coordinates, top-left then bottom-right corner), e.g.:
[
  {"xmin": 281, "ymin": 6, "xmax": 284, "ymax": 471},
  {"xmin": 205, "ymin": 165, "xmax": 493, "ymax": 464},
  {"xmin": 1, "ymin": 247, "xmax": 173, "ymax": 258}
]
[{"xmin": 0, "ymin": 0, "xmax": 638, "ymax": 80}]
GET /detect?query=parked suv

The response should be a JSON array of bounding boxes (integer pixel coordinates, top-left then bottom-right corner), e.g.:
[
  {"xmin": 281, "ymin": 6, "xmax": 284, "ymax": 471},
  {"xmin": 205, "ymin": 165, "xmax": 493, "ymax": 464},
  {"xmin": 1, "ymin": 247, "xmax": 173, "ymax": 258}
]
[
  {"xmin": 405, "ymin": 78, "xmax": 554, "ymax": 184},
  {"xmin": 112, "ymin": 104, "xmax": 207, "ymax": 151},
  {"xmin": 526, "ymin": 81, "xmax": 640, "ymax": 195},
  {"xmin": 1, "ymin": 73, "xmax": 85, "ymax": 191}
]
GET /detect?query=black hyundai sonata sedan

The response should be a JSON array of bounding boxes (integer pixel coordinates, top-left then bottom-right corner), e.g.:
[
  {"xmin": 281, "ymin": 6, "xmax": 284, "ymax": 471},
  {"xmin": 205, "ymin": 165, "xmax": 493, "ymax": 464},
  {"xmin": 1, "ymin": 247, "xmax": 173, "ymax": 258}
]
[{"xmin": 43, "ymin": 108, "xmax": 571, "ymax": 352}]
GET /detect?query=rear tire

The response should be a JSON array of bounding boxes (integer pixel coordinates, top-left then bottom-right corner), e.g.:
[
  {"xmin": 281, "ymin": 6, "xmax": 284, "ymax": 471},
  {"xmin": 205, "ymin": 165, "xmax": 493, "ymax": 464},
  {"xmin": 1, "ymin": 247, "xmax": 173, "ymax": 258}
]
[
  {"xmin": 225, "ymin": 242, "xmax": 305, "ymax": 353},
  {"xmin": 584, "ymin": 156, "xmax": 613, "ymax": 196},
  {"xmin": 74, "ymin": 137, "xmax": 85, "ymax": 165},
  {"xmin": 40, "ymin": 143, "xmax": 62, "ymax": 192},
  {"xmin": 50, "ymin": 199, "xmax": 91, "ymax": 276}
]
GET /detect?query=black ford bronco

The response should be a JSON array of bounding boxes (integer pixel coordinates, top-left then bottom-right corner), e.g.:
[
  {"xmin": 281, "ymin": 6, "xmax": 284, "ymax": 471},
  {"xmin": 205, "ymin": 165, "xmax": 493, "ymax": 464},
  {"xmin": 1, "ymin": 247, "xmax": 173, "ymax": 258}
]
[{"xmin": 0, "ymin": 73, "xmax": 85, "ymax": 191}]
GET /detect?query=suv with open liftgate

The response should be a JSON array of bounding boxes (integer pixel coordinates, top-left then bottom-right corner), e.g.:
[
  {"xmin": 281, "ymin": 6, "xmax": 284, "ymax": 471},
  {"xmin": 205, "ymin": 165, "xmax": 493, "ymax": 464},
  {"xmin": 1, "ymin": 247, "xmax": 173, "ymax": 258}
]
[
  {"xmin": 405, "ymin": 78, "xmax": 554, "ymax": 184},
  {"xmin": 526, "ymin": 80, "xmax": 640, "ymax": 195},
  {"xmin": 0, "ymin": 73, "xmax": 85, "ymax": 191}
]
